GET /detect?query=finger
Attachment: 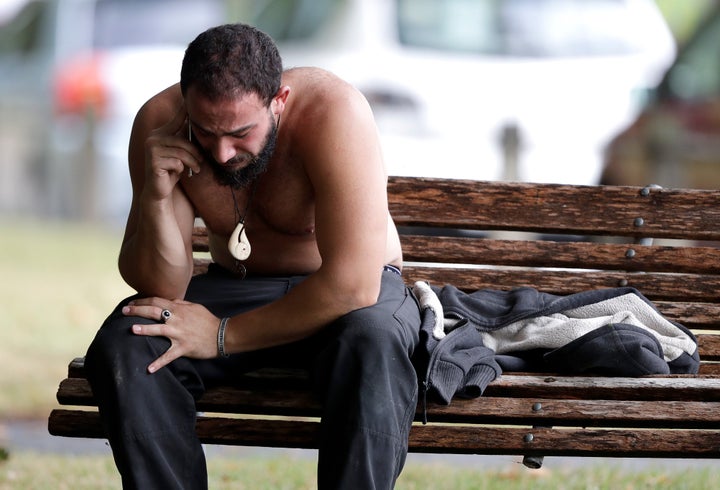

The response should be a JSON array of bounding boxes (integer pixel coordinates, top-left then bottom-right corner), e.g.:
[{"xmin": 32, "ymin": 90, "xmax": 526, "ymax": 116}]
[
  {"xmin": 147, "ymin": 348, "xmax": 180, "ymax": 374},
  {"xmin": 131, "ymin": 323, "xmax": 168, "ymax": 337},
  {"xmin": 159, "ymin": 101, "xmax": 188, "ymax": 136},
  {"xmin": 164, "ymin": 102, "xmax": 202, "ymax": 174},
  {"xmin": 146, "ymin": 106, "xmax": 202, "ymax": 176},
  {"xmin": 123, "ymin": 304, "xmax": 168, "ymax": 322},
  {"xmin": 162, "ymin": 129, "xmax": 202, "ymax": 177},
  {"xmin": 148, "ymin": 146, "xmax": 198, "ymax": 178},
  {"xmin": 130, "ymin": 323, "xmax": 183, "ymax": 373},
  {"xmin": 127, "ymin": 297, "xmax": 164, "ymax": 307}
]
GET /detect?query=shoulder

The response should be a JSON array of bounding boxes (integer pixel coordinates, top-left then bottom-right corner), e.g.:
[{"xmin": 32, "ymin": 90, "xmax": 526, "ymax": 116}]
[
  {"xmin": 283, "ymin": 67, "xmax": 359, "ymax": 95},
  {"xmin": 278, "ymin": 68, "xmax": 386, "ymax": 185},
  {"xmin": 283, "ymin": 67, "xmax": 372, "ymax": 120},
  {"xmin": 131, "ymin": 83, "xmax": 183, "ymax": 136},
  {"xmin": 281, "ymin": 68, "xmax": 376, "ymax": 148}
]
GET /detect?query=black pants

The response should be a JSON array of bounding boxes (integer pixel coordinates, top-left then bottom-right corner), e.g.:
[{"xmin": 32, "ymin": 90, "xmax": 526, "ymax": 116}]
[{"xmin": 85, "ymin": 266, "xmax": 421, "ymax": 489}]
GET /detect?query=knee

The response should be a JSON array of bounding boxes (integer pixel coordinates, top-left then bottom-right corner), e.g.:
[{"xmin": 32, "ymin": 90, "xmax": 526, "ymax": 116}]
[
  {"xmin": 315, "ymin": 308, "xmax": 419, "ymax": 422},
  {"xmin": 85, "ymin": 311, "xmax": 169, "ymax": 379}
]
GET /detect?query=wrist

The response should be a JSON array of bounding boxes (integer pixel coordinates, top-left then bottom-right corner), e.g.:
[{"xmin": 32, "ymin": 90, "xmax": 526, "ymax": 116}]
[{"xmin": 139, "ymin": 189, "xmax": 175, "ymax": 213}]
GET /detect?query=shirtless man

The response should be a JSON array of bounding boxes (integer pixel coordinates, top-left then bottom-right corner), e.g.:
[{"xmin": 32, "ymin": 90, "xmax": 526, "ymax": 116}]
[{"xmin": 84, "ymin": 23, "xmax": 421, "ymax": 489}]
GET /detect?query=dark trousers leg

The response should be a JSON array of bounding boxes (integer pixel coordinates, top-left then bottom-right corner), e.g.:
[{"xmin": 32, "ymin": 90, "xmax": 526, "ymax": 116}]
[
  {"xmin": 85, "ymin": 269, "xmax": 420, "ymax": 490},
  {"xmin": 85, "ymin": 272, "xmax": 298, "ymax": 490},
  {"xmin": 85, "ymin": 307, "xmax": 208, "ymax": 490},
  {"xmin": 313, "ymin": 272, "xmax": 421, "ymax": 490}
]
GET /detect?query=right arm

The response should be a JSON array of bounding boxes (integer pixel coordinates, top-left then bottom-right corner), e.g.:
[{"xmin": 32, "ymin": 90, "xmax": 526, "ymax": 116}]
[{"xmin": 119, "ymin": 91, "xmax": 202, "ymax": 299}]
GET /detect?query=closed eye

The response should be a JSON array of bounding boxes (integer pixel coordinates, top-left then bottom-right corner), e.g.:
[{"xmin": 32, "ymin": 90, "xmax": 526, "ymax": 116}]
[
  {"xmin": 230, "ymin": 130, "xmax": 251, "ymax": 139},
  {"xmin": 188, "ymin": 120, "xmax": 255, "ymax": 139}
]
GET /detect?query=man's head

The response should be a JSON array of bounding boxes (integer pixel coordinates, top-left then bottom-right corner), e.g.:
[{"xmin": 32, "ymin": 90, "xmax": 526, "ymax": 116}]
[
  {"xmin": 181, "ymin": 24, "xmax": 285, "ymax": 188},
  {"xmin": 180, "ymin": 23, "xmax": 282, "ymax": 104}
]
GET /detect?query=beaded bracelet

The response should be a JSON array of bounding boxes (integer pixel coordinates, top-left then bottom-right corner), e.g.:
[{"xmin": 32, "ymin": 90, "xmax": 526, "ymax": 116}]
[{"xmin": 217, "ymin": 317, "xmax": 230, "ymax": 358}]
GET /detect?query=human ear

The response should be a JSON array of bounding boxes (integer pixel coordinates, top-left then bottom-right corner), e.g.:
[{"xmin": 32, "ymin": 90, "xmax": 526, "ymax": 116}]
[{"xmin": 271, "ymin": 86, "xmax": 291, "ymax": 116}]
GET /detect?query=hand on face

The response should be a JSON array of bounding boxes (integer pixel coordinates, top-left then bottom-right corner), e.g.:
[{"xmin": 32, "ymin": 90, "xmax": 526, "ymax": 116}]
[{"xmin": 142, "ymin": 103, "xmax": 203, "ymax": 201}]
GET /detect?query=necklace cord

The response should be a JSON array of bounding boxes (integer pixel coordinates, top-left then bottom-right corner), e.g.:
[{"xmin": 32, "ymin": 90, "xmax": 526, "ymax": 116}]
[{"xmin": 230, "ymin": 181, "xmax": 258, "ymax": 230}]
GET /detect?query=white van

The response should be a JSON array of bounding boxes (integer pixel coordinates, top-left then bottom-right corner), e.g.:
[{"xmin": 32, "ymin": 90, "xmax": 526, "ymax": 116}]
[
  {"xmin": 0, "ymin": 0, "xmax": 676, "ymax": 222},
  {"xmin": 250, "ymin": 0, "xmax": 676, "ymax": 185}
]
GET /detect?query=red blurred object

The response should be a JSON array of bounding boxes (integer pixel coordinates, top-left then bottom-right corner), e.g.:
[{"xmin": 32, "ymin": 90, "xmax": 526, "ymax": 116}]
[{"xmin": 53, "ymin": 52, "xmax": 108, "ymax": 117}]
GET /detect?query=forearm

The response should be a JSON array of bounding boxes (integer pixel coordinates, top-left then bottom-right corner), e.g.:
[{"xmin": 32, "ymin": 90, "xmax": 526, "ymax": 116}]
[
  {"xmin": 223, "ymin": 268, "xmax": 381, "ymax": 353},
  {"xmin": 119, "ymin": 196, "xmax": 193, "ymax": 298}
]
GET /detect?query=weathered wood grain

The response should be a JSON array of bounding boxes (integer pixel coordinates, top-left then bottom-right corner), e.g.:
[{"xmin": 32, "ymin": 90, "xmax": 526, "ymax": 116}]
[
  {"xmin": 400, "ymin": 266, "xmax": 720, "ymax": 303},
  {"xmin": 48, "ymin": 410, "xmax": 720, "ymax": 458},
  {"xmin": 398, "ymin": 235, "xmax": 720, "ymax": 274},
  {"xmin": 387, "ymin": 177, "xmax": 720, "ymax": 241},
  {"xmin": 56, "ymin": 370, "xmax": 720, "ymax": 424}
]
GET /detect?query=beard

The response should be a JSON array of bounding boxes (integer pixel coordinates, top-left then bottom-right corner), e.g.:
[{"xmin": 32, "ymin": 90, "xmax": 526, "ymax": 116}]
[{"xmin": 201, "ymin": 113, "xmax": 278, "ymax": 190}]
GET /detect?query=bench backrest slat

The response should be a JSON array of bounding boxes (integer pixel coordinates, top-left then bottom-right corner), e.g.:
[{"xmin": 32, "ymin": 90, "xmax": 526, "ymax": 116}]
[
  {"xmin": 401, "ymin": 266, "xmax": 720, "ymax": 303},
  {"xmin": 387, "ymin": 177, "xmax": 720, "ymax": 241},
  {"xmin": 399, "ymin": 235, "xmax": 720, "ymax": 274}
]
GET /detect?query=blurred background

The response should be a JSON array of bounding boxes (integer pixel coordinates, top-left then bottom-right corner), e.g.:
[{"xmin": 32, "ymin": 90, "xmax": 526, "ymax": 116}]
[
  {"xmin": 0, "ymin": 0, "xmax": 718, "ymax": 226},
  {"xmin": 1, "ymin": 1, "xmax": 719, "ymax": 480}
]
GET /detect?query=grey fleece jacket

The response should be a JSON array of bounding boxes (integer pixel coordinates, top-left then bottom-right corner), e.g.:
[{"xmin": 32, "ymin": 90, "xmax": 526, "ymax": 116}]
[{"xmin": 412, "ymin": 285, "xmax": 699, "ymax": 416}]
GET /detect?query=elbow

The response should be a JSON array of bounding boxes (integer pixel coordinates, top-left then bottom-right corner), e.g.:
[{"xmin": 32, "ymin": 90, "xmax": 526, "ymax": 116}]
[
  {"xmin": 119, "ymin": 260, "xmax": 191, "ymax": 299},
  {"xmin": 337, "ymin": 272, "xmax": 383, "ymax": 312},
  {"xmin": 355, "ymin": 283, "xmax": 382, "ymax": 310},
  {"xmin": 125, "ymin": 278, "xmax": 189, "ymax": 300}
]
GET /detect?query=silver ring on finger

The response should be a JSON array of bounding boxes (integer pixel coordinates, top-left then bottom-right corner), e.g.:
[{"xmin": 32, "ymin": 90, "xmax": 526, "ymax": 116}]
[{"xmin": 161, "ymin": 309, "xmax": 172, "ymax": 323}]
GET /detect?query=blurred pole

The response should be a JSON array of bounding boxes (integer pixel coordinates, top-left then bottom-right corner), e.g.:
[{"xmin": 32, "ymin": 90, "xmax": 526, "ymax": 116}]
[
  {"xmin": 500, "ymin": 122, "xmax": 521, "ymax": 182},
  {"xmin": 79, "ymin": 107, "xmax": 98, "ymax": 221}
]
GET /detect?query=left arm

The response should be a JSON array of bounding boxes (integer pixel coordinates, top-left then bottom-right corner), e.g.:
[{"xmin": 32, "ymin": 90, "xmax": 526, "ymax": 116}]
[{"xmin": 222, "ymin": 82, "xmax": 390, "ymax": 349}]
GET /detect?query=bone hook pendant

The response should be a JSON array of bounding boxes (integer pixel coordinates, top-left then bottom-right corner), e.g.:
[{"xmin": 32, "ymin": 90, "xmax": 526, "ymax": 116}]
[{"xmin": 228, "ymin": 222, "xmax": 251, "ymax": 261}]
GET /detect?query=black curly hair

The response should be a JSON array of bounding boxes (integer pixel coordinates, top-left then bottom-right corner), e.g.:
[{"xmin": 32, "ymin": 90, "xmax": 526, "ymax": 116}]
[{"xmin": 180, "ymin": 23, "xmax": 282, "ymax": 105}]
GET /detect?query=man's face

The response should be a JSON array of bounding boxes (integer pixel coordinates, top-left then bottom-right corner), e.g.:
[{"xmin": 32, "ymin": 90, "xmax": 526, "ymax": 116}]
[
  {"xmin": 187, "ymin": 88, "xmax": 278, "ymax": 189},
  {"xmin": 198, "ymin": 112, "xmax": 277, "ymax": 189}
]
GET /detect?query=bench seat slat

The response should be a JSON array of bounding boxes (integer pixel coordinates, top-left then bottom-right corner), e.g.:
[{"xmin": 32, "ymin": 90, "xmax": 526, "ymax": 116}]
[
  {"xmin": 484, "ymin": 374, "xmax": 720, "ymax": 401},
  {"xmin": 191, "ymin": 395, "xmax": 720, "ymax": 429},
  {"xmin": 428, "ymin": 397, "xmax": 720, "ymax": 428},
  {"xmin": 47, "ymin": 409, "xmax": 720, "ymax": 458},
  {"xmin": 61, "ymin": 363, "xmax": 720, "ymax": 403},
  {"xmin": 57, "ymin": 373, "xmax": 720, "ymax": 413},
  {"xmin": 409, "ymin": 425, "xmax": 720, "ymax": 458},
  {"xmin": 65, "ymin": 355, "xmax": 720, "ymax": 385}
]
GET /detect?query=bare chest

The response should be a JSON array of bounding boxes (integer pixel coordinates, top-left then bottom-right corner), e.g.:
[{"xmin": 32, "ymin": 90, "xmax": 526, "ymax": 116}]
[{"xmin": 184, "ymin": 166, "xmax": 316, "ymax": 241}]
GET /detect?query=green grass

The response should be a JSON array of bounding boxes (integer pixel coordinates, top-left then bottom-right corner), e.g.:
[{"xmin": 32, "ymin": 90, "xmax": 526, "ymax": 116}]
[
  {"xmin": 2, "ymin": 219, "xmax": 719, "ymax": 488},
  {"xmin": 1, "ymin": 452, "xmax": 719, "ymax": 489},
  {"xmin": 0, "ymin": 219, "xmax": 134, "ymax": 419}
]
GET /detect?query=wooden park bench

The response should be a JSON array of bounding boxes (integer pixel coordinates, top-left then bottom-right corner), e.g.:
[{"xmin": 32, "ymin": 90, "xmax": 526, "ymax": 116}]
[{"xmin": 48, "ymin": 176, "xmax": 720, "ymax": 468}]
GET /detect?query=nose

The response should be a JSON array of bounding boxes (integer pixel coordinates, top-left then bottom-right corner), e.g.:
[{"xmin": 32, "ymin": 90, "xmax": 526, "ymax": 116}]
[{"xmin": 211, "ymin": 137, "xmax": 237, "ymax": 165}]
